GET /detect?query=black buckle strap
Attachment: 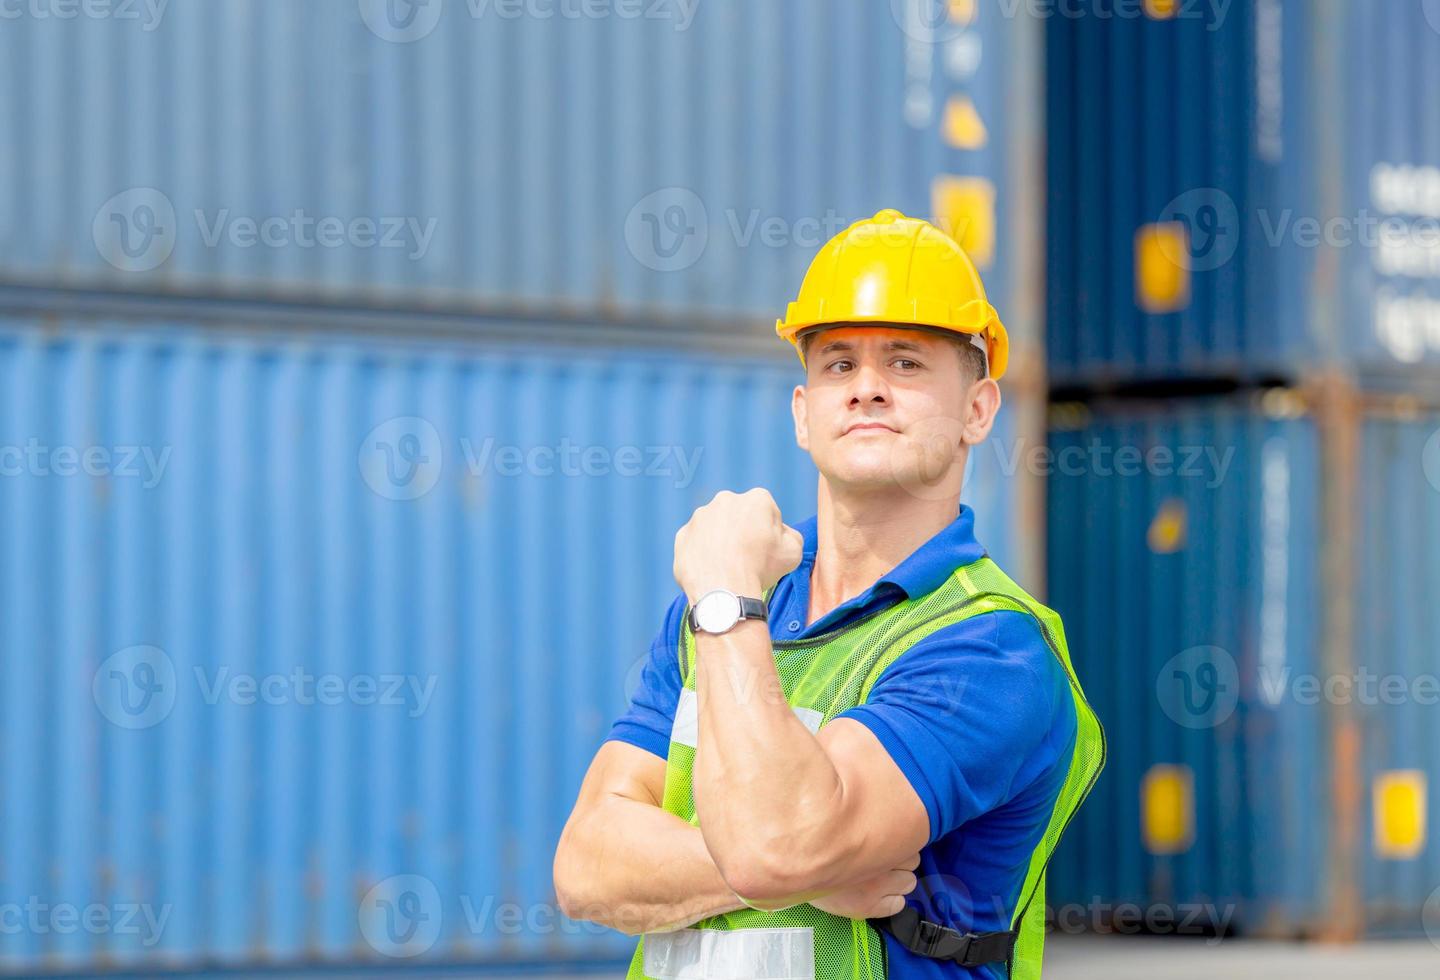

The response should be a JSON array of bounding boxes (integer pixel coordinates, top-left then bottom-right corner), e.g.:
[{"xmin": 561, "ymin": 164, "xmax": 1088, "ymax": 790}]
[{"xmin": 868, "ymin": 907, "xmax": 1017, "ymax": 969}]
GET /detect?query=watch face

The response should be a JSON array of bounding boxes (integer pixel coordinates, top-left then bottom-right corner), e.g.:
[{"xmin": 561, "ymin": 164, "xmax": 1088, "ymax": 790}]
[{"xmin": 695, "ymin": 590, "xmax": 743, "ymax": 633}]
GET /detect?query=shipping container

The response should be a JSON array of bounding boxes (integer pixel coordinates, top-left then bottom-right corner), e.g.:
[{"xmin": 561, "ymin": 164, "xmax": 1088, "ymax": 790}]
[
  {"xmin": 1045, "ymin": 0, "xmax": 1440, "ymax": 387},
  {"xmin": 0, "ymin": 0, "xmax": 1037, "ymax": 343},
  {"xmin": 1355, "ymin": 409, "xmax": 1440, "ymax": 935},
  {"xmin": 0, "ymin": 310, "xmax": 1034, "ymax": 974},
  {"xmin": 1045, "ymin": 389, "xmax": 1440, "ymax": 938}
]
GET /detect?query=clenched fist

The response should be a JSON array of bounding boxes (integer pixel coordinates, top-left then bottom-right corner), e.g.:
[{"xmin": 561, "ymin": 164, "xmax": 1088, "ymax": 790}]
[{"xmin": 673, "ymin": 488, "xmax": 804, "ymax": 603}]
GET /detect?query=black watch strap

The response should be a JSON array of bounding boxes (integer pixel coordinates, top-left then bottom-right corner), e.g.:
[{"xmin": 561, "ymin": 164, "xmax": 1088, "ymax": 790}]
[{"xmin": 738, "ymin": 595, "xmax": 769, "ymax": 622}]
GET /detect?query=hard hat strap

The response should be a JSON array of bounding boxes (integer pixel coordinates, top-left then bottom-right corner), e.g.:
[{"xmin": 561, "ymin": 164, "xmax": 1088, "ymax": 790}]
[{"xmin": 965, "ymin": 330, "xmax": 991, "ymax": 377}]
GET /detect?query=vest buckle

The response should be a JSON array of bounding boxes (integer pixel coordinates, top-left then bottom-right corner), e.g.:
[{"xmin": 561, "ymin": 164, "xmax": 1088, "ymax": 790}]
[{"xmin": 913, "ymin": 917, "xmax": 960, "ymax": 959}]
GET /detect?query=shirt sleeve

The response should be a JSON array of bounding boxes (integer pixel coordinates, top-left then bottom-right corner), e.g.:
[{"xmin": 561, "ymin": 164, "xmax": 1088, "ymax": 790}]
[
  {"xmin": 604, "ymin": 591, "xmax": 688, "ymax": 760},
  {"xmin": 837, "ymin": 609, "xmax": 1078, "ymax": 843}
]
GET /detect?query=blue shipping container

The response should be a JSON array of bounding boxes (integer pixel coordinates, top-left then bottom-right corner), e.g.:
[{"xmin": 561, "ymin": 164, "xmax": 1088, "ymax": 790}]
[
  {"xmin": 0, "ymin": 312, "xmax": 1030, "ymax": 973},
  {"xmin": 1356, "ymin": 409, "xmax": 1440, "ymax": 934},
  {"xmin": 1047, "ymin": 390, "xmax": 1440, "ymax": 938},
  {"xmin": 1045, "ymin": 0, "xmax": 1440, "ymax": 386},
  {"xmin": 0, "ymin": 0, "xmax": 1034, "ymax": 336}
]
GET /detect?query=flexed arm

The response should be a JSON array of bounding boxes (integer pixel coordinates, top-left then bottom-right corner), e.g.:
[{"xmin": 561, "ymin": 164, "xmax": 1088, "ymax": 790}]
[
  {"xmin": 672, "ymin": 489, "xmax": 930, "ymax": 908},
  {"xmin": 553, "ymin": 739, "xmax": 746, "ymax": 935}
]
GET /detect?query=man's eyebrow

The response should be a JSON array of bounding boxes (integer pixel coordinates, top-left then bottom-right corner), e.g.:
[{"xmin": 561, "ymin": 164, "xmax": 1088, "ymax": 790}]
[{"xmin": 881, "ymin": 338, "xmax": 926, "ymax": 352}]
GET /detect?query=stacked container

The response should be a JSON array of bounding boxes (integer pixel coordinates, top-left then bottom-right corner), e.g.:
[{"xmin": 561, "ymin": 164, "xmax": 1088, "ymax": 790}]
[
  {"xmin": 1046, "ymin": 0, "xmax": 1440, "ymax": 390},
  {"xmin": 1045, "ymin": 0, "xmax": 1440, "ymax": 939},
  {"xmin": 0, "ymin": 1, "xmax": 1043, "ymax": 974}
]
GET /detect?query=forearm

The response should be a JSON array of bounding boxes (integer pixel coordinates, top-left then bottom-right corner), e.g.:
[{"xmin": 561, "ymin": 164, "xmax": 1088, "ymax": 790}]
[
  {"xmin": 555, "ymin": 791, "xmax": 747, "ymax": 935},
  {"xmin": 666, "ymin": 490, "xmax": 936, "ymax": 906},
  {"xmin": 691, "ymin": 619, "xmax": 851, "ymax": 900}
]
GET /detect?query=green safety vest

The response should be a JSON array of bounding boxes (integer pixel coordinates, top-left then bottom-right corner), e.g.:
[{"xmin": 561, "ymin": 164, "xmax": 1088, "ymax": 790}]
[{"xmin": 624, "ymin": 556, "xmax": 1104, "ymax": 980}]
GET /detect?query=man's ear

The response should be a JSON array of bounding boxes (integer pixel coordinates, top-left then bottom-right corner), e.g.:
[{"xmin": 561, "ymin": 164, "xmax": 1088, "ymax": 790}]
[
  {"xmin": 792, "ymin": 384, "xmax": 810, "ymax": 452},
  {"xmin": 962, "ymin": 377, "xmax": 1002, "ymax": 446}
]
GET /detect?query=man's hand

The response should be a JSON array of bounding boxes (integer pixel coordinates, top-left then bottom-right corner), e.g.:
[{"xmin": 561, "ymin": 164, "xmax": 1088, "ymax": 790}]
[
  {"xmin": 807, "ymin": 853, "xmax": 920, "ymax": 920},
  {"xmin": 674, "ymin": 488, "xmax": 804, "ymax": 602}
]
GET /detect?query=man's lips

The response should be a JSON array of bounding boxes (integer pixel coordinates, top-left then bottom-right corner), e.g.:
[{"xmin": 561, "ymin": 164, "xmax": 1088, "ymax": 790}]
[{"xmin": 843, "ymin": 421, "xmax": 897, "ymax": 435}]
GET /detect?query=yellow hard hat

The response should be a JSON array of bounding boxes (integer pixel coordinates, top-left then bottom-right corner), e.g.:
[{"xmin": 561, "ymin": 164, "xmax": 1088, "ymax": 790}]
[{"xmin": 775, "ymin": 208, "xmax": 1009, "ymax": 380}]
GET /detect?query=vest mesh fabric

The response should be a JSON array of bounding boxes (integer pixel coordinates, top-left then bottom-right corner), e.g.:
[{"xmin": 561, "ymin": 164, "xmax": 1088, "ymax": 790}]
[{"xmin": 624, "ymin": 557, "xmax": 1105, "ymax": 980}]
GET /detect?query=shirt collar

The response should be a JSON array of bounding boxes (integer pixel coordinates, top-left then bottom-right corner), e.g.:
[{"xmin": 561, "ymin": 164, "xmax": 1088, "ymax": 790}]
[{"xmin": 792, "ymin": 504, "xmax": 987, "ymax": 600}]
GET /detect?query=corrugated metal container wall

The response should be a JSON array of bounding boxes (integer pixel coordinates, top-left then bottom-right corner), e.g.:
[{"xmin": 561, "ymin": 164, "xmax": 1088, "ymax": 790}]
[
  {"xmin": 1338, "ymin": 2, "xmax": 1440, "ymax": 379},
  {"xmin": 1047, "ymin": 392, "xmax": 1440, "ymax": 937},
  {"xmin": 0, "ymin": 315, "xmax": 812, "ymax": 973},
  {"xmin": 1044, "ymin": 394, "xmax": 1328, "ymax": 935},
  {"xmin": 0, "ymin": 0, "xmax": 1029, "ymax": 331},
  {"xmin": 0, "ymin": 314, "xmax": 1030, "ymax": 974},
  {"xmin": 1045, "ymin": 0, "xmax": 1440, "ymax": 387},
  {"xmin": 965, "ymin": 401, "xmax": 1022, "ymax": 574},
  {"xmin": 1356, "ymin": 408, "xmax": 1440, "ymax": 934}
]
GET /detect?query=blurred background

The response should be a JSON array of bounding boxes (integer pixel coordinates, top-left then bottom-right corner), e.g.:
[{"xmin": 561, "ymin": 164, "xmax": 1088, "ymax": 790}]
[{"xmin": 1, "ymin": 0, "xmax": 1438, "ymax": 976}]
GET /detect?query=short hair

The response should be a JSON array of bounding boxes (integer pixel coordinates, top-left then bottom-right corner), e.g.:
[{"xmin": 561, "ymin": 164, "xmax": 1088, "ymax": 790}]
[{"xmin": 800, "ymin": 329, "xmax": 988, "ymax": 384}]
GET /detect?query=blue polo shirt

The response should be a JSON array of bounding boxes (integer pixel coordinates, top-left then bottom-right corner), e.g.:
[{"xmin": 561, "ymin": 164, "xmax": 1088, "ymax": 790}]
[{"xmin": 607, "ymin": 505, "xmax": 1077, "ymax": 980}]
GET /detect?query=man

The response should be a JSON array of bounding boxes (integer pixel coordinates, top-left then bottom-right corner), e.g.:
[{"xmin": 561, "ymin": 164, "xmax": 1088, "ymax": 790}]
[{"xmin": 555, "ymin": 210, "xmax": 1103, "ymax": 979}]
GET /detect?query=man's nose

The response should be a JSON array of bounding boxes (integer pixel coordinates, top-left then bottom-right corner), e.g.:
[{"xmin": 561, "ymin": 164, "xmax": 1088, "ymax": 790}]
[{"xmin": 847, "ymin": 360, "xmax": 890, "ymax": 405}]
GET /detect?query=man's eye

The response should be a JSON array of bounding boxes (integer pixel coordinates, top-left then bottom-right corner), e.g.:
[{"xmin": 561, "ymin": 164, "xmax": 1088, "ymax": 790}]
[
  {"xmin": 826, "ymin": 359, "xmax": 854, "ymax": 372},
  {"xmin": 892, "ymin": 358, "xmax": 920, "ymax": 370}
]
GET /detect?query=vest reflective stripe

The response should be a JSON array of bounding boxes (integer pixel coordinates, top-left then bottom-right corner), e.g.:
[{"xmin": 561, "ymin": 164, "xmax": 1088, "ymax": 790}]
[
  {"xmin": 671, "ymin": 688, "xmax": 824, "ymax": 748},
  {"xmin": 643, "ymin": 926, "xmax": 816, "ymax": 980}
]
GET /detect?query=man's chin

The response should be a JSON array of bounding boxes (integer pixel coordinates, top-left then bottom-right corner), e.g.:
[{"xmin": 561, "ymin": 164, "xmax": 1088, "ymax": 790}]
[
  {"xmin": 815, "ymin": 461, "xmax": 905, "ymax": 493},
  {"xmin": 816, "ymin": 452, "xmax": 966, "ymax": 501}
]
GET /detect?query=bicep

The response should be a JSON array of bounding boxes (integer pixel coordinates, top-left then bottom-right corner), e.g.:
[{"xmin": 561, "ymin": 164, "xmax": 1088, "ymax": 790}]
[
  {"xmin": 834, "ymin": 613, "xmax": 1066, "ymax": 844},
  {"xmin": 557, "ymin": 741, "xmax": 664, "ymax": 877},
  {"xmin": 815, "ymin": 718, "xmax": 929, "ymax": 877},
  {"xmin": 569, "ymin": 739, "xmax": 667, "ymax": 818}
]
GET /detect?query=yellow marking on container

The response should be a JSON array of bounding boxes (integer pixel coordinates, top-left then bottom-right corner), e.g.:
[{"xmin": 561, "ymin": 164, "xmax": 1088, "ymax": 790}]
[
  {"xmin": 948, "ymin": 0, "xmax": 976, "ymax": 25},
  {"xmin": 942, "ymin": 95, "xmax": 989, "ymax": 150},
  {"xmin": 1135, "ymin": 221, "xmax": 1191, "ymax": 313},
  {"xmin": 1145, "ymin": 0, "xmax": 1179, "ymax": 18},
  {"xmin": 931, "ymin": 176, "xmax": 995, "ymax": 268},
  {"xmin": 1373, "ymin": 770, "xmax": 1427, "ymax": 859},
  {"xmin": 1147, "ymin": 498, "xmax": 1188, "ymax": 554},
  {"xmin": 1142, "ymin": 764, "xmax": 1195, "ymax": 855}
]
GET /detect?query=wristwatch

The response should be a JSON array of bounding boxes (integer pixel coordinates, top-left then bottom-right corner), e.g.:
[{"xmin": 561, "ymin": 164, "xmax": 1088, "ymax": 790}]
[{"xmin": 688, "ymin": 589, "xmax": 769, "ymax": 635}]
